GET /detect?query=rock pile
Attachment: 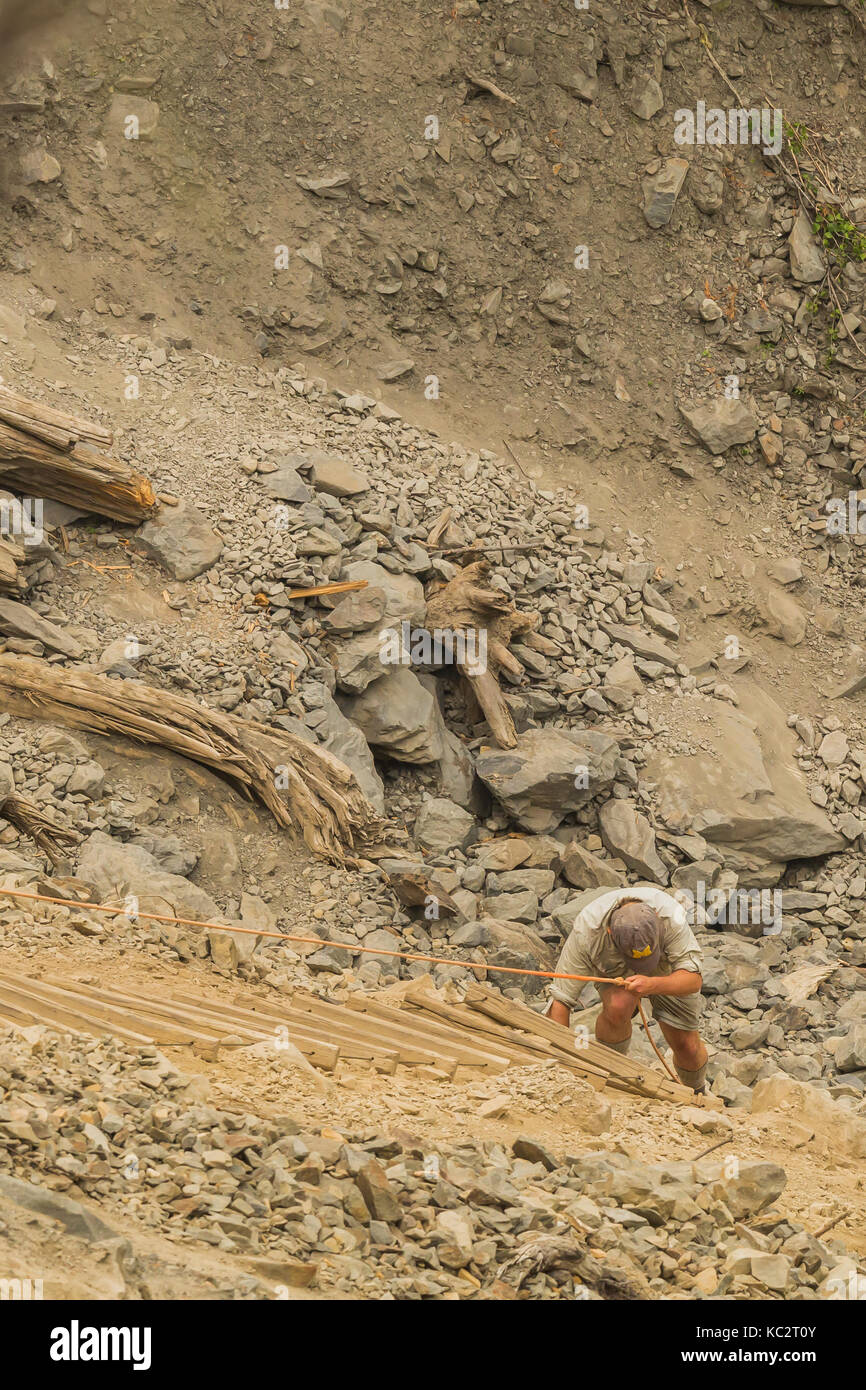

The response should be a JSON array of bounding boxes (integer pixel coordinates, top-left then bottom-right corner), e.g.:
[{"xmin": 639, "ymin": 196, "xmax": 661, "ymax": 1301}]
[
  {"xmin": 0, "ymin": 1025, "xmax": 861, "ymax": 1300},
  {"xmin": 1, "ymin": 377, "xmax": 866, "ymax": 1102}
]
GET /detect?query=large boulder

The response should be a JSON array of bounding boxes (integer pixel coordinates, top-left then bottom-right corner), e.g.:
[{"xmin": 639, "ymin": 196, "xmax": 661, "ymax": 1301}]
[
  {"xmin": 709, "ymin": 1161, "xmax": 786, "ymax": 1220},
  {"xmin": 309, "ymin": 453, "xmax": 369, "ymax": 497},
  {"xmin": 0, "ymin": 598, "xmax": 83, "ymax": 658},
  {"xmin": 642, "ymin": 157, "xmax": 688, "ymax": 228},
  {"xmin": 342, "ymin": 560, "xmax": 425, "ymax": 625},
  {"xmin": 80, "ymin": 831, "xmax": 260, "ymax": 969},
  {"xmin": 755, "ymin": 582, "xmax": 807, "ymax": 646},
  {"xmin": 0, "ymin": 1174, "xmax": 118, "ymax": 1242},
  {"xmin": 476, "ymin": 727, "xmax": 619, "ymax": 833},
  {"xmin": 323, "ymin": 586, "xmax": 388, "ymax": 634},
  {"xmin": 78, "ymin": 830, "xmax": 218, "ymax": 924},
  {"xmin": 339, "ymin": 667, "xmax": 446, "ymax": 765},
  {"xmin": 414, "ymin": 797, "xmax": 478, "ymax": 853},
  {"xmin": 560, "ymin": 839, "xmax": 624, "ymax": 889},
  {"xmin": 0, "ymin": 760, "xmax": 14, "ymax": 804},
  {"xmin": 437, "ymin": 731, "xmax": 480, "ymax": 812},
  {"xmin": 648, "ymin": 688, "xmax": 844, "ymax": 863},
  {"xmin": 477, "ymin": 915, "xmax": 553, "ymax": 967},
  {"xmin": 262, "ymin": 464, "xmax": 312, "ymax": 503},
  {"xmin": 333, "ymin": 627, "xmax": 399, "ymax": 694},
  {"xmin": 836, "ymin": 1024, "xmax": 866, "ymax": 1075},
  {"xmin": 600, "ymin": 621, "xmax": 679, "ymax": 667},
  {"xmin": 788, "ymin": 209, "xmax": 825, "ymax": 284},
  {"xmin": 751, "ymin": 1073, "xmax": 866, "ymax": 1158},
  {"xmin": 135, "ymin": 501, "xmax": 223, "ymax": 580},
  {"xmin": 309, "ymin": 687, "xmax": 384, "ymax": 814},
  {"xmin": 598, "ymin": 800, "xmax": 668, "ymax": 883}
]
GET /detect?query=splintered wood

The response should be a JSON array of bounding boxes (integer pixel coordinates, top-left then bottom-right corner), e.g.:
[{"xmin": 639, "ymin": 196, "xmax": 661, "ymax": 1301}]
[
  {"xmin": 0, "ymin": 794, "xmax": 81, "ymax": 869},
  {"xmin": 0, "ymin": 969, "xmax": 718, "ymax": 1106},
  {"xmin": 0, "ymin": 654, "xmax": 382, "ymax": 862},
  {"xmin": 400, "ymin": 979, "xmax": 717, "ymax": 1105},
  {"xmin": 0, "ymin": 385, "xmax": 156, "ymax": 523},
  {"xmin": 0, "ymin": 536, "xmax": 24, "ymax": 595},
  {"xmin": 424, "ymin": 558, "xmax": 546, "ymax": 749}
]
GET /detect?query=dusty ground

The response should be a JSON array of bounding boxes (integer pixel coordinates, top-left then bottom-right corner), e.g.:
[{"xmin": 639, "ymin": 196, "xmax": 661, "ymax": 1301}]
[
  {"xmin": 2, "ymin": 924, "xmax": 863, "ymax": 1287},
  {"xmin": 1, "ymin": 0, "xmax": 866, "ymax": 1301}
]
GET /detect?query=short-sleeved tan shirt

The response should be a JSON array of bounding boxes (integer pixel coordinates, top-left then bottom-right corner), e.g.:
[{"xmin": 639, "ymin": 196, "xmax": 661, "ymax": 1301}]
[{"xmin": 549, "ymin": 886, "xmax": 704, "ymax": 1029}]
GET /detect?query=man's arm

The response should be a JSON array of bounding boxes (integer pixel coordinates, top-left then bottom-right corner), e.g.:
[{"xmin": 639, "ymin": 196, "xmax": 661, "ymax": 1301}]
[
  {"xmin": 622, "ymin": 969, "xmax": 702, "ymax": 998},
  {"xmin": 548, "ymin": 999, "xmax": 571, "ymax": 1026},
  {"xmin": 547, "ymin": 932, "xmax": 595, "ymax": 1021}
]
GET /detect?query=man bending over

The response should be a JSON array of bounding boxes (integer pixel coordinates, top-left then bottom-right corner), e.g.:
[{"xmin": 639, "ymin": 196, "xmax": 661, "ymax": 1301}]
[{"xmin": 547, "ymin": 886, "xmax": 708, "ymax": 1093}]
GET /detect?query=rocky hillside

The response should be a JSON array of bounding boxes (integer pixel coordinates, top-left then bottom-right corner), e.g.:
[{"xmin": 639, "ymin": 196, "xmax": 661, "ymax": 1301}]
[{"xmin": 0, "ymin": 0, "xmax": 865, "ymax": 1304}]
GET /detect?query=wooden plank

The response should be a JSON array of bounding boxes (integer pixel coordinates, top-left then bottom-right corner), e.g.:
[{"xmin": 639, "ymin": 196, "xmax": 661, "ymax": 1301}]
[
  {"xmin": 464, "ymin": 982, "xmax": 650, "ymax": 1074},
  {"xmin": 400, "ymin": 986, "xmax": 670, "ymax": 1093},
  {"xmin": 7, "ymin": 974, "xmax": 208, "ymax": 1045},
  {"xmin": 0, "ymin": 979, "xmax": 156, "ymax": 1045},
  {"xmin": 341, "ymin": 995, "xmax": 520, "ymax": 1066},
  {"xmin": 463, "ymin": 983, "xmax": 696, "ymax": 1102},
  {"xmin": 464, "ymin": 984, "xmax": 683, "ymax": 1092},
  {"xmin": 41, "ymin": 975, "xmax": 275, "ymax": 1038},
  {"xmin": 0, "ymin": 998, "xmax": 40, "ymax": 1027},
  {"xmin": 40, "ymin": 975, "xmax": 342, "ymax": 1068},
  {"xmin": 167, "ymin": 988, "xmax": 405, "ymax": 1056},
  {"xmin": 400, "ymin": 988, "xmax": 575, "ymax": 1063},
  {"xmin": 461, "ymin": 1001, "xmax": 682, "ymax": 1098},
  {"xmin": 35, "ymin": 974, "xmax": 234, "ymax": 1042},
  {"xmin": 287, "ymin": 580, "xmax": 368, "ymax": 599},
  {"xmin": 278, "ymin": 994, "xmax": 498, "ymax": 1071},
  {"xmin": 166, "ymin": 990, "xmax": 410, "ymax": 1064}
]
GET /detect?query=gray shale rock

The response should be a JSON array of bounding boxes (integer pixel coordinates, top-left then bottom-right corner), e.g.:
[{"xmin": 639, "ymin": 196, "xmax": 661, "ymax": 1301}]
[
  {"xmin": 339, "ymin": 668, "xmax": 446, "ymax": 765},
  {"xmin": 0, "ymin": 599, "xmax": 83, "ymax": 658},
  {"xmin": 598, "ymin": 801, "xmax": 668, "ymax": 884},
  {"xmin": 642, "ymin": 158, "xmax": 688, "ymax": 228},
  {"xmin": 413, "ymin": 797, "xmax": 478, "ymax": 853},
  {"xmin": 678, "ymin": 397, "xmax": 758, "ymax": 455},
  {"xmin": 135, "ymin": 500, "xmax": 223, "ymax": 580},
  {"xmin": 476, "ymin": 728, "xmax": 619, "ymax": 833}
]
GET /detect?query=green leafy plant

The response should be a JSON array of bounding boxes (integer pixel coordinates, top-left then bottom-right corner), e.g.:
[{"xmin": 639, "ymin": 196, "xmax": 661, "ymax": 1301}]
[
  {"xmin": 783, "ymin": 119, "xmax": 809, "ymax": 158},
  {"xmin": 813, "ymin": 205, "xmax": 866, "ymax": 268}
]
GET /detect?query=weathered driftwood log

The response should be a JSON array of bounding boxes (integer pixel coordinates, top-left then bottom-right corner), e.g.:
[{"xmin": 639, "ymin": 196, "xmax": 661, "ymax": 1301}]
[
  {"xmin": 497, "ymin": 1234, "xmax": 651, "ymax": 1299},
  {"xmin": 0, "ymin": 387, "xmax": 154, "ymax": 524},
  {"xmin": 0, "ymin": 385, "xmax": 114, "ymax": 451},
  {"xmin": 0, "ymin": 536, "xmax": 24, "ymax": 595},
  {"xmin": 424, "ymin": 558, "xmax": 541, "ymax": 749},
  {"xmin": 0, "ymin": 794, "xmax": 82, "ymax": 870},
  {"xmin": 0, "ymin": 422, "xmax": 156, "ymax": 524},
  {"xmin": 0, "ymin": 656, "xmax": 382, "ymax": 862}
]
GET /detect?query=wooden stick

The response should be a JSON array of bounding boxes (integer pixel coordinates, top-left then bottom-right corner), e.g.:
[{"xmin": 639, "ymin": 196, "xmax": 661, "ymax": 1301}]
[
  {"xmin": 461, "ymin": 662, "xmax": 518, "ymax": 748},
  {"xmin": 431, "ymin": 541, "xmax": 546, "ymax": 556},
  {"xmin": 287, "ymin": 580, "xmax": 368, "ymax": 599},
  {"xmin": 813, "ymin": 1209, "xmax": 850, "ymax": 1239},
  {"xmin": 464, "ymin": 72, "xmax": 518, "ymax": 105},
  {"xmin": 637, "ymin": 998, "xmax": 681, "ymax": 1085},
  {"xmin": 692, "ymin": 1135, "xmax": 734, "ymax": 1162}
]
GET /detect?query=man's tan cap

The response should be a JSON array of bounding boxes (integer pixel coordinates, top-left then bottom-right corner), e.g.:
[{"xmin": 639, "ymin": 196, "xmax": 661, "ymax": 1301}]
[{"xmin": 607, "ymin": 900, "xmax": 662, "ymax": 972}]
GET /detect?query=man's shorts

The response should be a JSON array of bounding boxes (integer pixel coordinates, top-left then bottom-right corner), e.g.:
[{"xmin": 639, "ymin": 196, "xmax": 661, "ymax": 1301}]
[{"xmin": 596, "ymin": 980, "xmax": 704, "ymax": 1032}]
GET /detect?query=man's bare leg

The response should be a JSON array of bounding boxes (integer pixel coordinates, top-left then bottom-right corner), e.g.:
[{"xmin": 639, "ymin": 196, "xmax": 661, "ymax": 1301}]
[
  {"xmin": 658, "ymin": 1021, "xmax": 708, "ymax": 1091},
  {"xmin": 595, "ymin": 986, "xmax": 638, "ymax": 1048}
]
